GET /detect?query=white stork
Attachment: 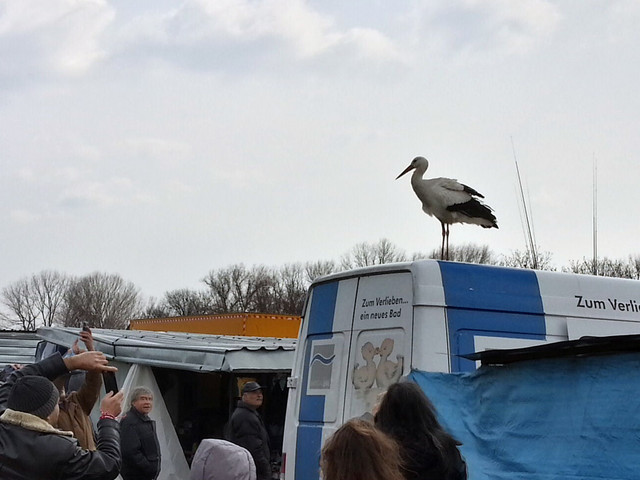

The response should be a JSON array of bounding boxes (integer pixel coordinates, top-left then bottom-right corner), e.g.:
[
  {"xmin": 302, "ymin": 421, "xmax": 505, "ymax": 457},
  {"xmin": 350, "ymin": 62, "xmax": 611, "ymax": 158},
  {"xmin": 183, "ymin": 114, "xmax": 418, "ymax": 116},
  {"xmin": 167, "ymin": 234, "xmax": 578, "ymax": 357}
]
[{"xmin": 396, "ymin": 156, "xmax": 498, "ymax": 260}]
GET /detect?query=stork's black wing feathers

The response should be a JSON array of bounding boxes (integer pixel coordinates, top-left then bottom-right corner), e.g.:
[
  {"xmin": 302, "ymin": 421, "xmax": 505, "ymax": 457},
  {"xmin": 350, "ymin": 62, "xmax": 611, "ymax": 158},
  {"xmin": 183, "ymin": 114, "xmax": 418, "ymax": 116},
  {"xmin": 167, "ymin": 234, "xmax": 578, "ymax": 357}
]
[
  {"xmin": 447, "ymin": 198, "xmax": 498, "ymax": 227},
  {"xmin": 462, "ymin": 183, "xmax": 484, "ymax": 198}
]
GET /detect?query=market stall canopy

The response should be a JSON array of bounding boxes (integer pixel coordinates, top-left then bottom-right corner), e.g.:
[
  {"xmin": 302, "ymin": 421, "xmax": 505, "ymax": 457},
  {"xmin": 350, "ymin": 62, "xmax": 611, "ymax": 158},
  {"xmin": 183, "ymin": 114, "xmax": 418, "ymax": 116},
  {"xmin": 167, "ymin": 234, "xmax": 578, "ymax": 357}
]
[
  {"xmin": 0, "ymin": 331, "xmax": 40, "ymax": 365},
  {"xmin": 37, "ymin": 326, "xmax": 296, "ymax": 373},
  {"xmin": 462, "ymin": 333, "xmax": 640, "ymax": 366}
]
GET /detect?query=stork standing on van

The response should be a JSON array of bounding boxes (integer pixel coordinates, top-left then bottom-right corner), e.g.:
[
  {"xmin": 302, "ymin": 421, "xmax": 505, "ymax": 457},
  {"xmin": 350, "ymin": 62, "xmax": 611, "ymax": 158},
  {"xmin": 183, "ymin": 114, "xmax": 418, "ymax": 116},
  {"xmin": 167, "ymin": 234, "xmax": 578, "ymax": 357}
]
[{"xmin": 396, "ymin": 156, "xmax": 498, "ymax": 260}]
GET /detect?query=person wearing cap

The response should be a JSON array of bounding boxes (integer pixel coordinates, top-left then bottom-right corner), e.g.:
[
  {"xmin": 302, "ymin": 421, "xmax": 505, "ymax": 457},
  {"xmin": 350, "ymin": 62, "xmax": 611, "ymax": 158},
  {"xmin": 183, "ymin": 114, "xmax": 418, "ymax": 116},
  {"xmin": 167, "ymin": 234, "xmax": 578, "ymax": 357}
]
[
  {"xmin": 228, "ymin": 381, "xmax": 271, "ymax": 480},
  {"xmin": 0, "ymin": 350, "xmax": 124, "ymax": 480}
]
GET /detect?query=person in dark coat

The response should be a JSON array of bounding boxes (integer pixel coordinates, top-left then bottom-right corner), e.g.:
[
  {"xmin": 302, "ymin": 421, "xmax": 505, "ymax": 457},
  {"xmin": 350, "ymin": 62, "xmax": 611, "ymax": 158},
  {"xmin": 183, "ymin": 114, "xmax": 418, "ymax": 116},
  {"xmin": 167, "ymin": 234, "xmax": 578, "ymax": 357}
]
[
  {"xmin": 374, "ymin": 381, "xmax": 467, "ymax": 480},
  {"xmin": 0, "ymin": 351, "xmax": 124, "ymax": 480},
  {"xmin": 120, "ymin": 386, "xmax": 161, "ymax": 480},
  {"xmin": 228, "ymin": 382, "xmax": 271, "ymax": 480}
]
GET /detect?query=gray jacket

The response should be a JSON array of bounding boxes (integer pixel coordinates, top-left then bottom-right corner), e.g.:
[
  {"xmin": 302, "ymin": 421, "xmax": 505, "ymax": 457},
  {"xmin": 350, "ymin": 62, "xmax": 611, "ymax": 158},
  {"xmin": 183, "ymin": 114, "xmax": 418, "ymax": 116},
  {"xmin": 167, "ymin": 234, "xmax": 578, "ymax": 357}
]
[{"xmin": 190, "ymin": 439, "xmax": 256, "ymax": 480}]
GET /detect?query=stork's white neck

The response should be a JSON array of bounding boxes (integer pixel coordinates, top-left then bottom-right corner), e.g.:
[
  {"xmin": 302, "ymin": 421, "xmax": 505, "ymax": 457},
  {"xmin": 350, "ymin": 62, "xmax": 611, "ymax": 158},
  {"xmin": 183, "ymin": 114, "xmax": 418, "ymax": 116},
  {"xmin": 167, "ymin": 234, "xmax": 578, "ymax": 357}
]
[{"xmin": 411, "ymin": 163, "xmax": 428, "ymax": 183}]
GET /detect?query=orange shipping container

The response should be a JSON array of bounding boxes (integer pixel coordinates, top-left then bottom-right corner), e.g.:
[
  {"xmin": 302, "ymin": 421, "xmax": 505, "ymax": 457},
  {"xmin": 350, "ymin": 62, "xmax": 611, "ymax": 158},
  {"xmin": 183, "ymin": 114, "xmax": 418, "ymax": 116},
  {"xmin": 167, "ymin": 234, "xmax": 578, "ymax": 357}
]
[{"xmin": 129, "ymin": 313, "xmax": 301, "ymax": 338}]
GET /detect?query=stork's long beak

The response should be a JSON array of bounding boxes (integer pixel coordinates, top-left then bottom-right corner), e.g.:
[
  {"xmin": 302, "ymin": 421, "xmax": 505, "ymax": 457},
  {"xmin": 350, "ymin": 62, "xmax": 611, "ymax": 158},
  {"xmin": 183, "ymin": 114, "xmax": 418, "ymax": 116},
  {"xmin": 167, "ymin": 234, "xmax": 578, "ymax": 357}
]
[{"xmin": 395, "ymin": 164, "xmax": 415, "ymax": 180}]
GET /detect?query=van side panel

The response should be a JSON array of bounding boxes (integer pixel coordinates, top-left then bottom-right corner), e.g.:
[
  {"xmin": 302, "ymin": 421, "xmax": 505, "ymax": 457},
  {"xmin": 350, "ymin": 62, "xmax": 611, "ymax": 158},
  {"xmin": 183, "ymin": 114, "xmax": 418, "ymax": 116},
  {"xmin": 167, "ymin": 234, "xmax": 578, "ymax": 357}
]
[
  {"xmin": 295, "ymin": 282, "xmax": 338, "ymax": 480},
  {"xmin": 439, "ymin": 263, "xmax": 546, "ymax": 372},
  {"xmin": 439, "ymin": 263, "xmax": 544, "ymax": 313},
  {"xmin": 448, "ymin": 310, "xmax": 546, "ymax": 371},
  {"xmin": 306, "ymin": 282, "xmax": 340, "ymax": 336}
]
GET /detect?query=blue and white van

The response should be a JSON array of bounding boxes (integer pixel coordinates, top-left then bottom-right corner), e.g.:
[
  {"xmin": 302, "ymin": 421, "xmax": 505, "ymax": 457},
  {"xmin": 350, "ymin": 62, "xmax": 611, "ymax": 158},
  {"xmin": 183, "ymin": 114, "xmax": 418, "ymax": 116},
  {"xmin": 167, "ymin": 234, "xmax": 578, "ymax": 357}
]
[{"xmin": 280, "ymin": 260, "xmax": 640, "ymax": 480}]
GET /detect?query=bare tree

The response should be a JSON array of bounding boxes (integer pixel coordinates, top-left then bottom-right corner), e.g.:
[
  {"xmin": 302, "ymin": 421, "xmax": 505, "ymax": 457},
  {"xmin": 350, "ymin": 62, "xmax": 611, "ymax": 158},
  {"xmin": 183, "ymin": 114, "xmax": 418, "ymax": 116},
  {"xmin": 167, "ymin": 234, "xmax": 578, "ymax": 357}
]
[
  {"xmin": 31, "ymin": 270, "xmax": 69, "ymax": 326},
  {"xmin": 418, "ymin": 243, "xmax": 498, "ymax": 265},
  {"xmin": 228, "ymin": 265, "xmax": 259, "ymax": 312},
  {"xmin": 1, "ymin": 271, "xmax": 69, "ymax": 330},
  {"xmin": 202, "ymin": 267, "xmax": 234, "ymax": 313},
  {"xmin": 564, "ymin": 257, "xmax": 637, "ymax": 278},
  {"xmin": 500, "ymin": 248, "xmax": 554, "ymax": 270},
  {"xmin": 2, "ymin": 278, "xmax": 39, "ymax": 330},
  {"xmin": 141, "ymin": 297, "xmax": 172, "ymax": 319},
  {"xmin": 341, "ymin": 239, "xmax": 407, "ymax": 269},
  {"xmin": 375, "ymin": 238, "xmax": 408, "ymax": 264},
  {"xmin": 202, "ymin": 264, "xmax": 264, "ymax": 313},
  {"xmin": 274, "ymin": 264, "xmax": 307, "ymax": 315},
  {"xmin": 62, "ymin": 272, "xmax": 142, "ymax": 329},
  {"xmin": 627, "ymin": 255, "xmax": 640, "ymax": 280},
  {"xmin": 201, "ymin": 264, "xmax": 306, "ymax": 316},
  {"xmin": 249, "ymin": 265, "xmax": 278, "ymax": 314},
  {"xmin": 163, "ymin": 289, "xmax": 213, "ymax": 316},
  {"xmin": 304, "ymin": 260, "xmax": 337, "ymax": 284}
]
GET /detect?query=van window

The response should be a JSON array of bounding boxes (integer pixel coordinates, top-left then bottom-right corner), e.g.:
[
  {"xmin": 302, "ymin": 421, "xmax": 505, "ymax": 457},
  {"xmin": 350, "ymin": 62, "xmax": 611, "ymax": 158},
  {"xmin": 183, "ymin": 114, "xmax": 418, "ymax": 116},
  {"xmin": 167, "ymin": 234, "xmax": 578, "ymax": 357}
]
[
  {"xmin": 347, "ymin": 328, "xmax": 406, "ymax": 419},
  {"xmin": 299, "ymin": 334, "xmax": 345, "ymax": 423}
]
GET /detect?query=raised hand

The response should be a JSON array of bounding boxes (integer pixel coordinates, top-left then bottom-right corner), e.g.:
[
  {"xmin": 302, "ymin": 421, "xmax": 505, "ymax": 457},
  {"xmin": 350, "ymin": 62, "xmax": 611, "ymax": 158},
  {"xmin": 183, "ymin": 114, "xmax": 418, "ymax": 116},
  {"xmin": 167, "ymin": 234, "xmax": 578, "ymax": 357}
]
[
  {"xmin": 63, "ymin": 350, "xmax": 117, "ymax": 373},
  {"xmin": 79, "ymin": 328, "xmax": 95, "ymax": 351},
  {"xmin": 101, "ymin": 390, "xmax": 125, "ymax": 418}
]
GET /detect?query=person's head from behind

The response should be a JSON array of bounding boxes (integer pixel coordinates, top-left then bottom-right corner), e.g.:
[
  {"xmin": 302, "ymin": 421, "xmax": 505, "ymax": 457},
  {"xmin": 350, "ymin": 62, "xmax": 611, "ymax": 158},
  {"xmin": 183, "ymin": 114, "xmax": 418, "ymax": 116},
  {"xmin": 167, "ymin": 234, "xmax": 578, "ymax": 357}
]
[
  {"xmin": 7, "ymin": 375, "xmax": 60, "ymax": 426},
  {"xmin": 375, "ymin": 381, "xmax": 463, "ymax": 476},
  {"xmin": 320, "ymin": 419, "xmax": 404, "ymax": 480},
  {"xmin": 130, "ymin": 386, "xmax": 154, "ymax": 415},
  {"xmin": 190, "ymin": 439, "xmax": 256, "ymax": 480},
  {"xmin": 374, "ymin": 381, "xmax": 440, "ymax": 437}
]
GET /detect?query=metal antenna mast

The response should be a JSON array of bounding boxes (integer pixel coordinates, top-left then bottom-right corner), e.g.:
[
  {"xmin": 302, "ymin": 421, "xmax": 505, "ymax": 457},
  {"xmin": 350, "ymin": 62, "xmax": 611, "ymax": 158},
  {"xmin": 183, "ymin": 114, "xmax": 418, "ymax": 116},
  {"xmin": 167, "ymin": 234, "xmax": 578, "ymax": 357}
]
[
  {"xmin": 511, "ymin": 137, "xmax": 538, "ymax": 269},
  {"xmin": 592, "ymin": 154, "xmax": 598, "ymax": 275}
]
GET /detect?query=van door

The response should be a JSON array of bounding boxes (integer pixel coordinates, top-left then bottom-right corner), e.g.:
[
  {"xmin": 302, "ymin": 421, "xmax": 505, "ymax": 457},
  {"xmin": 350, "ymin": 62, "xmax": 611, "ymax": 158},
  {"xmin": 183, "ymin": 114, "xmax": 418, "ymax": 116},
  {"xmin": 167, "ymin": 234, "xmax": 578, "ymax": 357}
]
[
  {"xmin": 291, "ymin": 278, "xmax": 357, "ymax": 480},
  {"xmin": 343, "ymin": 272, "xmax": 414, "ymax": 421},
  {"xmin": 289, "ymin": 271, "xmax": 413, "ymax": 480}
]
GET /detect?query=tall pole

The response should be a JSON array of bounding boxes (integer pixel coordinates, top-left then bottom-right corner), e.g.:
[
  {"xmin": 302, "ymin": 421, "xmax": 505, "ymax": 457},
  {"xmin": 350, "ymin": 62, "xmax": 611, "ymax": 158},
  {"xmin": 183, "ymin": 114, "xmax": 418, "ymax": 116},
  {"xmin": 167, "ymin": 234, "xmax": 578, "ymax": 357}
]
[
  {"xmin": 511, "ymin": 137, "xmax": 538, "ymax": 269},
  {"xmin": 592, "ymin": 154, "xmax": 598, "ymax": 275}
]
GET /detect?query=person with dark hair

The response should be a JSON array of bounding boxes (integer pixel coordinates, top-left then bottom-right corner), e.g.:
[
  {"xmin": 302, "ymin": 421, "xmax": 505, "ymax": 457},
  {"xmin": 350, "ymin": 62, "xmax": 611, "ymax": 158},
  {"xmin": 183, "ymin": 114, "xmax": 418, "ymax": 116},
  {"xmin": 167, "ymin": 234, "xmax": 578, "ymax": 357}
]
[
  {"xmin": 120, "ymin": 386, "xmax": 161, "ymax": 480},
  {"xmin": 321, "ymin": 418, "xmax": 404, "ymax": 480},
  {"xmin": 0, "ymin": 351, "xmax": 124, "ymax": 480},
  {"xmin": 228, "ymin": 381, "xmax": 271, "ymax": 480},
  {"xmin": 374, "ymin": 381, "xmax": 467, "ymax": 480}
]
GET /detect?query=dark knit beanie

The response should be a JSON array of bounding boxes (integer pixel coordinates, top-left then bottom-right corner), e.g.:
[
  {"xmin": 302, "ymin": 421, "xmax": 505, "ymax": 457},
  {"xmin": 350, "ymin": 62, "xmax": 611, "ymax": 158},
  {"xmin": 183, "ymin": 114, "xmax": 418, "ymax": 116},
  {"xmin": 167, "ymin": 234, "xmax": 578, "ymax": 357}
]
[{"xmin": 7, "ymin": 376, "xmax": 59, "ymax": 419}]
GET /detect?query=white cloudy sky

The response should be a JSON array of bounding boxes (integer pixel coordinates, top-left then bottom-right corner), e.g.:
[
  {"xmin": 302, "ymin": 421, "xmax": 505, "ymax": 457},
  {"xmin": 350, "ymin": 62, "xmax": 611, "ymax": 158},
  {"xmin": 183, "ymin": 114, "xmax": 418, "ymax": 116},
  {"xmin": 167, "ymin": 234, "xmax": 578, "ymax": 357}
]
[{"xmin": 2, "ymin": 0, "xmax": 640, "ymax": 302}]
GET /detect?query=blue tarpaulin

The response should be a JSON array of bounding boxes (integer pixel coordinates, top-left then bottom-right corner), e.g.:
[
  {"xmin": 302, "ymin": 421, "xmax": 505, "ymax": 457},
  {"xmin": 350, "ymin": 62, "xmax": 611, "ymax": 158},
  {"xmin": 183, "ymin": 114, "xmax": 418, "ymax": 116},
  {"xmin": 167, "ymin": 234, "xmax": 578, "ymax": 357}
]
[{"xmin": 409, "ymin": 353, "xmax": 640, "ymax": 480}]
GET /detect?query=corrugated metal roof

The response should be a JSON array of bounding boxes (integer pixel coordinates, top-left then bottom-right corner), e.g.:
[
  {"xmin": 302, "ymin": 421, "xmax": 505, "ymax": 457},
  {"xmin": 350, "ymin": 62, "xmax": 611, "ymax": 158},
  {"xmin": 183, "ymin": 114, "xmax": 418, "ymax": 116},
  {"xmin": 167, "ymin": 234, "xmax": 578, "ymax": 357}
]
[
  {"xmin": 37, "ymin": 326, "xmax": 296, "ymax": 373},
  {"xmin": 0, "ymin": 331, "xmax": 40, "ymax": 365}
]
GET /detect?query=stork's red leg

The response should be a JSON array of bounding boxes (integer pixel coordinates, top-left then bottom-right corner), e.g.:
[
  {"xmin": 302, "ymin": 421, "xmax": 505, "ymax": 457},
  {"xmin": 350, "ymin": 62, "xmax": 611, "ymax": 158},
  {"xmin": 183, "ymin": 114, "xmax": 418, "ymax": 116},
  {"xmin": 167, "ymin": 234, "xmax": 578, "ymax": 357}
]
[{"xmin": 445, "ymin": 224, "xmax": 450, "ymax": 260}]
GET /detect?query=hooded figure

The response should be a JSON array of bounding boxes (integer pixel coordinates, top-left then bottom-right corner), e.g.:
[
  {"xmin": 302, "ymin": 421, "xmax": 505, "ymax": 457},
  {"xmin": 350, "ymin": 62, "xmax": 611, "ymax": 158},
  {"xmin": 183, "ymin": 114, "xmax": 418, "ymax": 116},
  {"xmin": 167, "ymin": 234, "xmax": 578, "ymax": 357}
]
[{"xmin": 190, "ymin": 439, "xmax": 256, "ymax": 480}]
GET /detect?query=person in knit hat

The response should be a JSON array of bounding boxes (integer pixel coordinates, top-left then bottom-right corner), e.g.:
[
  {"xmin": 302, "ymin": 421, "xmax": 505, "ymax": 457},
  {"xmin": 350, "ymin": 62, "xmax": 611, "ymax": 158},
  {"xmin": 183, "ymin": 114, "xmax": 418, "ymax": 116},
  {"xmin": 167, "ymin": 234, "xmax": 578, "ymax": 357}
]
[
  {"xmin": 7, "ymin": 375, "xmax": 61, "ymax": 421},
  {"xmin": 0, "ymin": 350, "xmax": 124, "ymax": 480}
]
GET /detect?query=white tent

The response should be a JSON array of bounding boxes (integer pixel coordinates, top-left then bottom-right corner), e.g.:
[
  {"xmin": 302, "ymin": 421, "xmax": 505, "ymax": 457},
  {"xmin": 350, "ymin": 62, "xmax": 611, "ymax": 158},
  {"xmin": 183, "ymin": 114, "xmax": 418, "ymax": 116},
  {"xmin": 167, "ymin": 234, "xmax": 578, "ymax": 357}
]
[{"xmin": 109, "ymin": 363, "xmax": 191, "ymax": 480}]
